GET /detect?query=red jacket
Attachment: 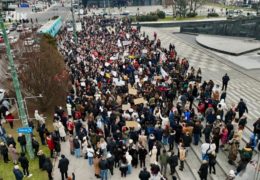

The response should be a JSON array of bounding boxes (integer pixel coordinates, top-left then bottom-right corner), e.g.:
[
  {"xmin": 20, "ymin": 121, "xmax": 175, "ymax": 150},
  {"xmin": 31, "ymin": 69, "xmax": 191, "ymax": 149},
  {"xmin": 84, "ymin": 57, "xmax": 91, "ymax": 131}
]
[
  {"xmin": 5, "ymin": 114, "xmax": 14, "ymax": 123},
  {"xmin": 46, "ymin": 137, "xmax": 55, "ymax": 150}
]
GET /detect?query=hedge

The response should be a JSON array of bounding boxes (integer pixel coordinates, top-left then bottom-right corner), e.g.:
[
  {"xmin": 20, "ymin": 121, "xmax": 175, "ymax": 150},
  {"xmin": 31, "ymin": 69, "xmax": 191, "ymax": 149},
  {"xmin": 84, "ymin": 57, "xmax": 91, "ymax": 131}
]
[
  {"xmin": 136, "ymin": 14, "xmax": 159, "ymax": 21},
  {"xmin": 207, "ymin": 12, "xmax": 219, "ymax": 17},
  {"xmin": 157, "ymin": 11, "xmax": 166, "ymax": 19},
  {"xmin": 186, "ymin": 12, "xmax": 198, "ymax": 18}
]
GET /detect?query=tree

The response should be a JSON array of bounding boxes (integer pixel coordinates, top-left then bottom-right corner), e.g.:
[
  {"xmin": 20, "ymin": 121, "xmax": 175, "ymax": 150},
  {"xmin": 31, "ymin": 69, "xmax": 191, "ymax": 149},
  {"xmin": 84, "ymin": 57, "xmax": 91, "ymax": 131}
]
[
  {"xmin": 176, "ymin": 0, "xmax": 188, "ymax": 17},
  {"xmin": 19, "ymin": 35, "xmax": 69, "ymax": 112},
  {"xmin": 192, "ymin": 0, "xmax": 207, "ymax": 14}
]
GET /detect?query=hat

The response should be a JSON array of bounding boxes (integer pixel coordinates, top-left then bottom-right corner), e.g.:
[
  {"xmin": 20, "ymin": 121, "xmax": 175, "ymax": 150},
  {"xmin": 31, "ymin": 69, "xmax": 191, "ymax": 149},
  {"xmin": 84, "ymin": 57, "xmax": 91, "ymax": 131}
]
[
  {"xmin": 229, "ymin": 170, "xmax": 236, "ymax": 177},
  {"xmin": 217, "ymin": 115, "xmax": 221, "ymax": 120}
]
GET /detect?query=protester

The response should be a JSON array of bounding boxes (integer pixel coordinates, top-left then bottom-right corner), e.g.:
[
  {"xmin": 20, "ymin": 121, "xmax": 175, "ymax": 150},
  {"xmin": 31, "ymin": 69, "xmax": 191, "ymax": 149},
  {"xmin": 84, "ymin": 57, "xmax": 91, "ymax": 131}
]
[
  {"xmin": 99, "ymin": 155, "xmax": 109, "ymax": 180},
  {"xmin": 37, "ymin": 150, "xmax": 46, "ymax": 170},
  {"xmin": 18, "ymin": 152, "xmax": 32, "ymax": 177},
  {"xmin": 58, "ymin": 154, "xmax": 69, "ymax": 180},
  {"xmin": 8, "ymin": 144, "xmax": 19, "ymax": 164},
  {"xmin": 0, "ymin": 142, "xmax": 9, "ymax": 163},
  {"xmin": 198, "ymin": 160, "xmax": 209, "ymax": 180},
  {"xmin": 5, "ymin": 111, "xmax": 14, "ymax": 129},
  {"xmin": 43, "ymin": 157, "xmax": 53, "ymax": 180},
  {"xmin": 139, "ymin": 167, "xmax": 151, "ymax": 180},
  {"xmin": 17, "ymin": 133, "xmax": 26, "ymax": 153},
  {"xmin": 13, "ymin": 165, "xmax": 24, "ymax": 180}
]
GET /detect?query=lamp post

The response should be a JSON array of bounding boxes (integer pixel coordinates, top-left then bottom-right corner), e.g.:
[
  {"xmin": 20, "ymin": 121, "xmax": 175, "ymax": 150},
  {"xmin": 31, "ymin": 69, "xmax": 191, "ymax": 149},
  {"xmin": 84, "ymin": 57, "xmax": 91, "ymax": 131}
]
[
  {"xmin": 70, "ymin": 0, "xmax": 78, "ymax": 44},
  {"xmin": 0, "ymin": 13, "xmax": 34, "ymax": 159}
]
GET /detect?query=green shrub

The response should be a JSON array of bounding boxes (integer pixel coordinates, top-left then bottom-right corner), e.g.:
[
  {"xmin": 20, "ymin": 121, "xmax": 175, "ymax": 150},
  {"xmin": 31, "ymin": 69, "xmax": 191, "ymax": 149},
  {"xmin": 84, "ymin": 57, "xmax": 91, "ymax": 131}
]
[
  {"xmin": 157, "ymin": 10, "xmax": 166, "ymax": 19},
  {"xmin": 136, "ymin": 14, "xmax": 159, "ymax": 21},
  {"xmin": 207, "ymin": 12, "xmax": 219, "ymax": 17},
  {"xmin": 186, "ymin": 12, "xmax": 198, "ymax": 17}
]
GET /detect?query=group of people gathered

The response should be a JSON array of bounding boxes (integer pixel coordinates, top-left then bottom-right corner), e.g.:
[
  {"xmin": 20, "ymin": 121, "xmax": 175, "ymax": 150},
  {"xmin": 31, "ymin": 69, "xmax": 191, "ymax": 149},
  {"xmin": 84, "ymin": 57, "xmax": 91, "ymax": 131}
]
[{"xmin": 1, "ymin": 13, "xmax": 260, "ymax": 180}]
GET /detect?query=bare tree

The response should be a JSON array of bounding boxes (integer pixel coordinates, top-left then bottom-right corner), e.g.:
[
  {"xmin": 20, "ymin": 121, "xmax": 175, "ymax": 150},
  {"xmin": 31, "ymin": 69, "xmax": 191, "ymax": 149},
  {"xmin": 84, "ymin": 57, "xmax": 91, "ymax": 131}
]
[{"xmin": 19, "ymin": 35, "xmax": 69, "ymax": 112}]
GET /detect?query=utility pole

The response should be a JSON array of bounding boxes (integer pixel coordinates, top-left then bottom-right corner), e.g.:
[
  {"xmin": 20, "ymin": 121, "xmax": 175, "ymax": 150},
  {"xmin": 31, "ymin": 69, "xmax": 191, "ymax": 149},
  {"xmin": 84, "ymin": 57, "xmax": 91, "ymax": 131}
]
[
  {"xmin": 0, "ymin": 13, "xmax": 34, "ymax": 159},
  {"xmin": 70, "ymin": 0, "xmax": 78, "ymax": 44}
]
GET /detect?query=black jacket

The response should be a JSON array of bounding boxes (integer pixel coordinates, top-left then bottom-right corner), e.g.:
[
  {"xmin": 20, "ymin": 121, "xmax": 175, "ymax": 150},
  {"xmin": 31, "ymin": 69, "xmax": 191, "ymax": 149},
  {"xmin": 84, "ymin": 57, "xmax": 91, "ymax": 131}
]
[
  {"xmin": 107, "ymin": 156, "xmax": 115, "ymax": 168},
  {"xmin": 168, "ymin": 155, "xmax": 178, "ymax": 167},
  {"xmin": 18, "ymin": 156, "xmax": 29, "ymax": 168},
  {"xmin": 138, "ymin": 148, "xmax": 147, "ymax": 160},
  {"xmin": 198, "ymin": 163, "xmax": 208, "ymax": 178},
  {"xmin": 43, "ymin": 158, "xmax": 53, "ymax": 172},
  {"xmin": 58, "ymin": 157, "xmax": 69, "ymax": 172},
  {"xmin": 7, "ymin": 136, "xmax": 16, "ymax": 147},
  {"xmin": 17, "ymin": 135, "xmax": 26, "ymax": 145},
  {"xmin": 139, "ymin": 169, "xmax": 151, "ymax": 180},
  {"xmin": 99, "ymin": 159, "xmax": 108, "ymax": 170}
]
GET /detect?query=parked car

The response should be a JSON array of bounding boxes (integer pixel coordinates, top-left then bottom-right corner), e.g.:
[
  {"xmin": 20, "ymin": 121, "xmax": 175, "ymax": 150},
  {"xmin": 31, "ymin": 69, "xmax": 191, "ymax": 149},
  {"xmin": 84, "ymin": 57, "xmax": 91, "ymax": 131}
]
[
  {"xmin": 16, "ymin": 25, "xmax": 23, "ymax": 32},
  {"xmin": 0, "ymin": 36, "xmax": 4, "ymax": 43},
  {"xmin": 9, "ymin": 24, "xmax": 17, "ymax": 31},
  {"xmin": 24, "ymin": 27, "xmax": 32, "ymax": 33},
  {"xmin": 8, "ymin": 36, "xmax": 19, "ymax": 44},
  {"xmin": 24, "ymin": 37, "xmax": 34, "ymax": 46}
]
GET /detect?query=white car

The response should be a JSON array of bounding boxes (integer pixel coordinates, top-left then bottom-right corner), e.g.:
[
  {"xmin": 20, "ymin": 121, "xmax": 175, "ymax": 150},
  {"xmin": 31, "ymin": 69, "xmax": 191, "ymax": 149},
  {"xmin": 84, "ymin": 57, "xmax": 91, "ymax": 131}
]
[
  {"xmin": 24, "ymin": 38, "xmax": 34, "ymax": 46},
  {"xmin": 24, "ymin": 27, "xmax": 32, "ymax": 34},
  {"xmin": 0, "ymin": 29, "xmax": 10, "ymax": 35}
]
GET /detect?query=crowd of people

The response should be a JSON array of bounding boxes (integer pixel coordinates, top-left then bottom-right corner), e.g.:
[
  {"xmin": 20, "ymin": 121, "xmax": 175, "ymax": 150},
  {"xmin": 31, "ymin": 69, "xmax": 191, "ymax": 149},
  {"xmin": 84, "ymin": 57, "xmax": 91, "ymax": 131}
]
[{"xmin": 0, "ymin": 14, "xmax": 260, "ymax": 180}]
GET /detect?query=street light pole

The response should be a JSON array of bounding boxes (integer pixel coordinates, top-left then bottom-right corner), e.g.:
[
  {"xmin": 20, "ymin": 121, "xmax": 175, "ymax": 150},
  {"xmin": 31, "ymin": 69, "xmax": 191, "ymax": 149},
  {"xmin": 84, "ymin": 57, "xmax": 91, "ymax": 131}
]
[
  {"xmin": 0, "ymin": 13, "xmax": 34, "ymax": 159},
  {"xmin": 70, "ymin": 0, "xmax": 78, "ymax": 44}
]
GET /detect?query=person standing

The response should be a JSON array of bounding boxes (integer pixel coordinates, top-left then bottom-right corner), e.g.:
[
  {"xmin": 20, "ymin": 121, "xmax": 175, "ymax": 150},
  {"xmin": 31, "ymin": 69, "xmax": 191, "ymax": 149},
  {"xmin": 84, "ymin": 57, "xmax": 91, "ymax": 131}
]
[
  {"xmin": 149, "ymin": 146, "xmax": 157, "ymax": 164},
  {"xmin": 57, "ymin": 121, "xmax": 66, "ymax": 142},
  {"xmin": 99, "ymin": 156, "xmax": 109, "ymax": 180},
  {"xmin": 107, "ymin": 152, "xmax": 115, "ymax": 175},
  {"xmin": 198, "ymin": 160, "xmax": 209, "ymax": 180},
  {"xmin": 138, "ymin": 145, "xmax": 147, "ymax": 168},
  {"xmin": 208, "ymin": 151, "xmax": 216, "ymax": 174},
  {"xmin": 0, "ymin": 142, "xmax": 9, "ymax": 163},
  {"xmin": 236, "ymin": 99, "xmax": 248, "ymax": 118},
  {"xmin": 46, "ymin": 134, "xmax": 55, "ymax": 158},
  {"xmin": 73, "ymin": 136, "xmax": 81, "ymax": 158},
  {"xmin": 58, "ymin": 154, "xmax": 69, "ymax": 180},
  {"xmin": 18, "ymin": 153, "xmax": 32, "ymax": 177},
  {"xmin": 32, "ymin": 137, "xmax": 39, "ymax": 157},
  {"xmin": 17, "ymin": 133, "xmax": 26, "ymax": 153},
  {"xmin": 38, "ymin": 123, "xmax": 46, "ymax": 145},
  {"xmin": 6, "ymin": 134, "xmax": 16, "ymax": 148},
  {"xmin": 222, "ymin": 73, "xmax": 230, "ymax": 91},
  {"xmin": 139, "ymin": 167, "xmax": 151, "ymax": 180},
  {"xmin": 8, "ymin": 144, "xmax": 19, "ymax": 164},
  {"xmin": 179, "ymin": 143, "xmax": 186, "ymax": 171},
  {"xmin": 37, "ymin": 150, "xmax": 46, "ymax": 170},
  {"xmin": 13, "ymin": 165, "xmax": 24, "ymax": 180},
  {"xmin": 94, "ymin": 153, "xmax": 101, "ymax": 178},
  {"xmin": 168, "ymin": 151, "xmax": 178, "ymax": 175},
  {"xmin": 5, "ymin": 111, "xmax": 14, "ymax": 129},
  {"xmin": 159, "ymin": 149, "xmax": 169, "ymax": 176},
  {"xmin": 86, "ymin": 145, "xmax": 95, "ymax": 166},
  {"xmin": 0, "ymin": 124, "xmax": 7, "ymax": 143},
  {"xmin": 43, "ymin": 157, "xmax": 53, "ymax": 180},
  {"xmin": 119, "ymin": 156, "xmax": 128, "ymax": 177}
]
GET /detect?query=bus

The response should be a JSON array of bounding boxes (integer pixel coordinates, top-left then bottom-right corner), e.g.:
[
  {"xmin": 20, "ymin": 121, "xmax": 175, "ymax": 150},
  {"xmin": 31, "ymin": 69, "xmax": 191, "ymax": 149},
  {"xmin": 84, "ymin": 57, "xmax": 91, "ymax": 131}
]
[{"xmin": 37, "ymin": 17, "xmax": 62, "ymax": 37}]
